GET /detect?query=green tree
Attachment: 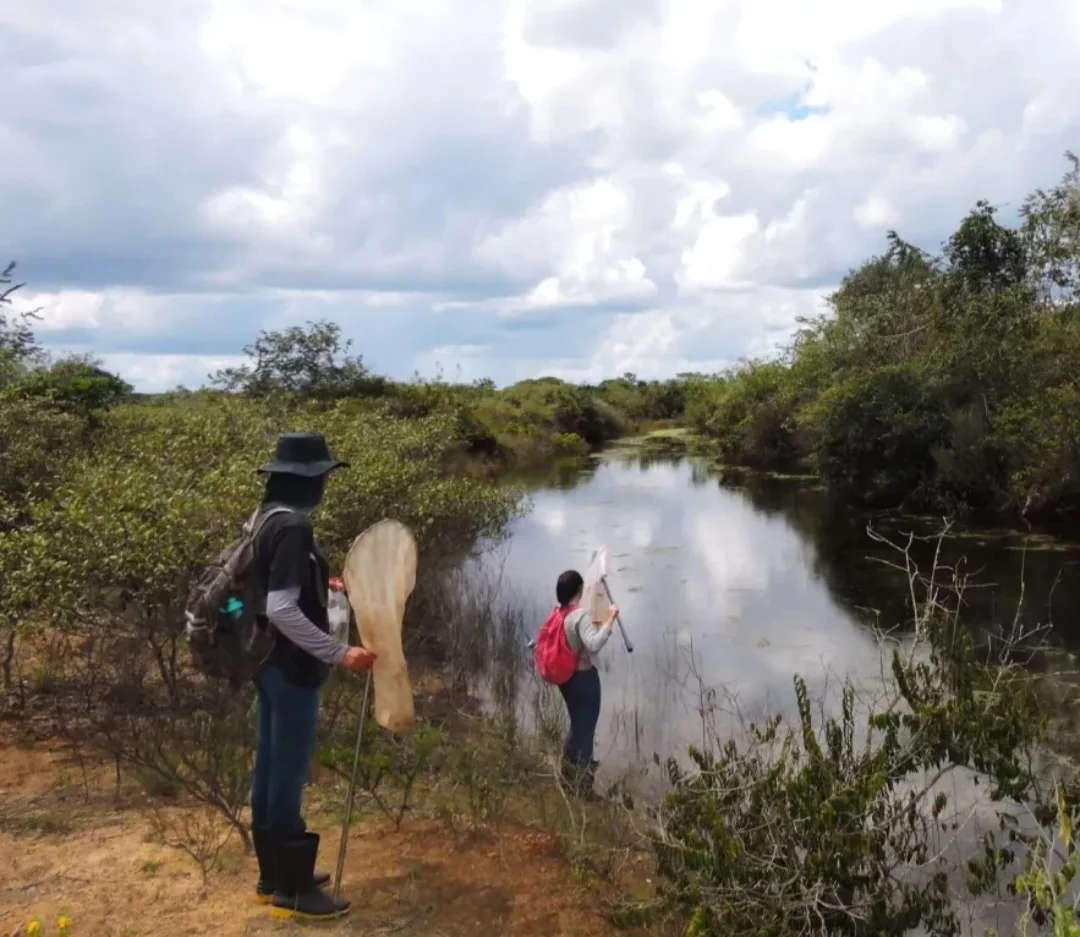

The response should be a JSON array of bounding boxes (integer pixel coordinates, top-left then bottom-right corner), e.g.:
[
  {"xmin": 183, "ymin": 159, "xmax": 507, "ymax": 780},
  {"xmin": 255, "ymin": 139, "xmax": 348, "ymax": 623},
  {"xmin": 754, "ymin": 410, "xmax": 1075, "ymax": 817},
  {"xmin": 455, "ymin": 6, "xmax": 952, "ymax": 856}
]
[
  {"xmin": 0, "ymin": 261, "xmax": 43, "ymax": 382},
  {"xmin": 1020, "ymin": 151, "xmax": 1080, "ymax": 303},
  {"xmin": 687, "ymin": 152, "xmax": 1080, "ymax": 519},
  {"xmin": 16, "ymin": 356, "xmax": 132, "ymax": 417},
  {"xmin": 212, "ymin": 320, "xmax": 388, "ymax": 401}
]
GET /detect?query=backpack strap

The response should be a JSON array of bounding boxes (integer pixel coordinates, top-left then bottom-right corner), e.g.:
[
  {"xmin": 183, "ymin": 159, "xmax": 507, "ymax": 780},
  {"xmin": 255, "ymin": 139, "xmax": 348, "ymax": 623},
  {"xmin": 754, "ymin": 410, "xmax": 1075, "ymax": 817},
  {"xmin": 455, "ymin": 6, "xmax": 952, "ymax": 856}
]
[
  {"xmin": 561, "ymin": 604, "xmax": 587, "ymax": 663},
  {"xmin": 248, "ymin": 506, "xmax": 297, "ymax": 613},
  {"xmin": 247, "ymin": 506, "xmax": 330, "ymax": 612},
  {"xmin": 249, "ymin": 505, "xmax": 296, "ymax": 539}
]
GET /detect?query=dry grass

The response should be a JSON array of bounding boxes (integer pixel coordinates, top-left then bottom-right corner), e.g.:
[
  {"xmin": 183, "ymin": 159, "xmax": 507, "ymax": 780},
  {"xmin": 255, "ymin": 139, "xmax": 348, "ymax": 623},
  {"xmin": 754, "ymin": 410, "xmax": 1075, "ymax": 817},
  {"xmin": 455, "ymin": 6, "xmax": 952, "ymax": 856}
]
[{"xmin": 0, "ymin": 716, "xmax": 651, "ymax": 937}]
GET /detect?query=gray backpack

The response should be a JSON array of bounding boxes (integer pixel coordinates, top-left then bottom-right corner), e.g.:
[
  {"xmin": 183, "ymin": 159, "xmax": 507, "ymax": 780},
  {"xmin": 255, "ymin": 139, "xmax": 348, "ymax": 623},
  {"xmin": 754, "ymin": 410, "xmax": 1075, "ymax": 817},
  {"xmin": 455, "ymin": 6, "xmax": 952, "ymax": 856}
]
[{"xmin": 184, "ymin": 506, "xmax": 294, "ymax": 688}]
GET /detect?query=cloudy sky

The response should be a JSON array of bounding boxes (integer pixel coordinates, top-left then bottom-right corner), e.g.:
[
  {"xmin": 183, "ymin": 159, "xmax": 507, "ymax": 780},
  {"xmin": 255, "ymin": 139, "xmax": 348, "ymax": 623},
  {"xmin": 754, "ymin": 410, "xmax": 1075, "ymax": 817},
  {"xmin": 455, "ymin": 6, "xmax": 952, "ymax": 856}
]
[{"xmin": 2, "ymin": 0, "xmax": 1078, "ymax": 391}]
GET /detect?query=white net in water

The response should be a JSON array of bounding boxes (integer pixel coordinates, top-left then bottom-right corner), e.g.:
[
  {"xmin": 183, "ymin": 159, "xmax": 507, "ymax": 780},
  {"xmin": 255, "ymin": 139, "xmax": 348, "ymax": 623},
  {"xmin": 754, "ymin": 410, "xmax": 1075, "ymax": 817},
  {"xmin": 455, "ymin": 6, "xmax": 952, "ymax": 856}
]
[{"xmin": 342, "ymin": 519, "xmax": 419, "ymax": 734}]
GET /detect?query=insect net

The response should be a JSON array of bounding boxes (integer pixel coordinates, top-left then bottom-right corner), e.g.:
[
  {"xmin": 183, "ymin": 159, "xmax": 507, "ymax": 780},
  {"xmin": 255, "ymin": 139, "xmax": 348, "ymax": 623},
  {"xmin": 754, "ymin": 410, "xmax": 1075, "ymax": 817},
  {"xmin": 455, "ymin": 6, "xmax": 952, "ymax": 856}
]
[{"xmin": 342, "ymin": 519, "xmax": 419, "ymax": 734}]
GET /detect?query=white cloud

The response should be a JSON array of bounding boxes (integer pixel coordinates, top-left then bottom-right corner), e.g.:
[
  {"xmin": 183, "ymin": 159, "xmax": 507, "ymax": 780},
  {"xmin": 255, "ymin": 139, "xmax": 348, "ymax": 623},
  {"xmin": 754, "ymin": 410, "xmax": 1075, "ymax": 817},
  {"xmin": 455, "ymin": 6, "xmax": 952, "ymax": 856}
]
[
  {"xmin": 544, "ymin": 285, "xmax": 833, "ymax": 381},
  {"xmin": 854, "ymin": 195, "xmax": 899, "ymax": 229},
  {"xmin": 97, "ymin": 353, "xmax": 246, "ymax": 393},
  {"xmin": 678, "ymin": 209, "xmax": 760, "ymax": 292},
  {"xmin": 1, "ymin": 0, "xmax": 1078, "ymax": 390},
  {"xmin": 25, "ymin": 290, "xmax": 105, "ymax": 331},
  {"xmin": 477, "ymin": 177, "xmax": 658, "ymax": 309}
]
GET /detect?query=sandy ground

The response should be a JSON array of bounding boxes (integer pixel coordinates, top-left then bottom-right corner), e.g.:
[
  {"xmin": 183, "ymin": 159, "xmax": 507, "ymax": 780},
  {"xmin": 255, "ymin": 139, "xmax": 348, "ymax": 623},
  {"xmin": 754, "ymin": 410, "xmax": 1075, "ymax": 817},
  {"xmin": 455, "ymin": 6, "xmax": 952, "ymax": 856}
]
[{"xmin": 0, "ymin": 734, "xmax": 621, "ymax": 937}]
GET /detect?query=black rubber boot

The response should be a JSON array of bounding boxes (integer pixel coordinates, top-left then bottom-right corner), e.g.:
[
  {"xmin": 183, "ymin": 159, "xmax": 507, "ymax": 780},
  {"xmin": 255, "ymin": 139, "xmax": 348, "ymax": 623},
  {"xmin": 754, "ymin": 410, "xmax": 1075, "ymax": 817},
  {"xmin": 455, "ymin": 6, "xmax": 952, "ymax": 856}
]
[
  {"xmin": 252, "ymin": 827, "xmax": 330, "ymax": 904},
  {"xmin": 579, "ymin": 759, "xmax": 601, "ymax": 800},
  {"xmin": 560, "ymin": 757, "xmax": 600, "ymax": 800},
  {"xmin": 269, "ymin": 831, "xmax": 350, "ymax": 921}
]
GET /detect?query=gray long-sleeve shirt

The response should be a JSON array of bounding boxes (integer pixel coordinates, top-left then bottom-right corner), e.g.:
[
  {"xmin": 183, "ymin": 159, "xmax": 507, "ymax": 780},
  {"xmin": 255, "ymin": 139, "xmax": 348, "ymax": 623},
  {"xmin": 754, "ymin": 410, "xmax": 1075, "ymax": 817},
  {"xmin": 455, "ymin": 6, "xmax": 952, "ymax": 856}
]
[
  {"xmin": 266, "ymin": 587, "xmax": 348, "ymax": 667},
  {"xmin": 563, "ymin": 606, "xmax": 613, "ymax": 670}
]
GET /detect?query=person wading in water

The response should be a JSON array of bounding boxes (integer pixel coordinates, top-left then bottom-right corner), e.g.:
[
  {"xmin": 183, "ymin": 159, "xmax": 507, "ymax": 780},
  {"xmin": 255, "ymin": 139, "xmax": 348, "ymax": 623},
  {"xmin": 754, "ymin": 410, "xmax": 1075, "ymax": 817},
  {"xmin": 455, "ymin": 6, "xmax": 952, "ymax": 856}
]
[
  {"xmin": 250, "ymin": 432, "xmax": 376, "ymax": 921},
  {"xmin": 554, "ymin": 569, "xmax": 618, "ymax": 797}
]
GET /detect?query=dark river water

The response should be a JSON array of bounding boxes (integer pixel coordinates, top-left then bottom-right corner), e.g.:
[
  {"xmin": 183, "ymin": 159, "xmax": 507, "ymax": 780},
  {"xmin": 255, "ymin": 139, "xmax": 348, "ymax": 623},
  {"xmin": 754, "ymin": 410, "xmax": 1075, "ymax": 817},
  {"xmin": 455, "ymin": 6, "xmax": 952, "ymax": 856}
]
[{"xmin": 480, "ymin": 444, "xmax": 1080, "ymax": 784}]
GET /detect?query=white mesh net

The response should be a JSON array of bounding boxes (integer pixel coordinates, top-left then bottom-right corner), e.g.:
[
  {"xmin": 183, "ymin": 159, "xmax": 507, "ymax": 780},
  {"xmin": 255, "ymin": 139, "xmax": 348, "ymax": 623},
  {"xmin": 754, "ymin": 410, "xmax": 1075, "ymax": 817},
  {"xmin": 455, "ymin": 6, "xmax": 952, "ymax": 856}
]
[
  {"xmin": 342, "ymin": 519, "xmax": 419, "ymax": 734},
  {"xmin": 581, "ymin": 546, "xmax": 610, "ymax": 623}
]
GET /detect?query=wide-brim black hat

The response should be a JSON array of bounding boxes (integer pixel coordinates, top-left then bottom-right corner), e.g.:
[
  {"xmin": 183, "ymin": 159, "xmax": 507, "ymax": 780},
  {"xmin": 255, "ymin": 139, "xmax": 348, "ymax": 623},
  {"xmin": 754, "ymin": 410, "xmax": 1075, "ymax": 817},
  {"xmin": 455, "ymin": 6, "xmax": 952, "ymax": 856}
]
[{"xmin": 257, "ymin": 432, "xmax": 350, "ymax": 477}]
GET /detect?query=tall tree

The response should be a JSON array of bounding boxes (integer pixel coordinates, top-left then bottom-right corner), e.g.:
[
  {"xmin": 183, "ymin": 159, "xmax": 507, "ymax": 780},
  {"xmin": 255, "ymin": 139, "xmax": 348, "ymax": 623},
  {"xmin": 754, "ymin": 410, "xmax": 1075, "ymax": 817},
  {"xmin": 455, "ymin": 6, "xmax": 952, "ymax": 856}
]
[{"xmin": 212, "ymin": 320, "xmax": 385, "ymax": 400}]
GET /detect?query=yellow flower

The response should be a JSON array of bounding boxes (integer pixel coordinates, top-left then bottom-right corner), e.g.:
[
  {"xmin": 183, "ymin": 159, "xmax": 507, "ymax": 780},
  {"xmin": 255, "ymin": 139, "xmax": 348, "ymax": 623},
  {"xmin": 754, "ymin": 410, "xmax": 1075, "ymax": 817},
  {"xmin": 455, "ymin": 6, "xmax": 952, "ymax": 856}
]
[
  {"xmin": 27, "ymin": 921, "xmax": 41, "ymax": 937},
  {"xmin": 57, "ymin": 915, "xmax": 71, "ymax": 931}
]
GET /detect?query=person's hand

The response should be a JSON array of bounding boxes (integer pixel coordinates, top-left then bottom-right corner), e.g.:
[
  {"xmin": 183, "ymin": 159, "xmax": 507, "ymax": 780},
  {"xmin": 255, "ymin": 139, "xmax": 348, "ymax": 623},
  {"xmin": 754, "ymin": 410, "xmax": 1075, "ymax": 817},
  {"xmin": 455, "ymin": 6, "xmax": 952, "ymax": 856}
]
[
  {"xmin": 605, "ymin": 604, "xmax": 619, "ymax": 625},
  {"xmin": 342, "ymin": 646, "xmax": 376, "ymax": 673}
]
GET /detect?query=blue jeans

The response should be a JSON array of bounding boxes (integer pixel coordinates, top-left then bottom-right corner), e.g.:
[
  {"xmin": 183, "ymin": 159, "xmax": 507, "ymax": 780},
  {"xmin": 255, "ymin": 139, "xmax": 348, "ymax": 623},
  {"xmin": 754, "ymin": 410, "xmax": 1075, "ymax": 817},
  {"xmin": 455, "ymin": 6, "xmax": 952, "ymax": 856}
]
[
  {"xmin": 251, "ymin": 664, "xmax": 320, "ymax": 837},
  {"xmin": 558, "ymin": 667, "xmax": 601, "ymax": 766}
]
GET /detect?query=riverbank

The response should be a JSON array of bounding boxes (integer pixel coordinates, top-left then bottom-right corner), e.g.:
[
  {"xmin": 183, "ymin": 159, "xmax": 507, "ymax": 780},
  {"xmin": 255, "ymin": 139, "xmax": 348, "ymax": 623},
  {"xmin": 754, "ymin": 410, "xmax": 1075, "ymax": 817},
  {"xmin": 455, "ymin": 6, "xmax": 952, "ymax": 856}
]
[
  {"xmin": 5, "ymin": 339, "xmax": 1080, "ymax": 937},
  {"xmin": 1, "ymin": 668, "xmax": 656, "ymax": 937},
  {"xmin": 7, "ymin": 444, "xmax": 1080, "ymax": 936},
  {"xmin": 617, "ymin": 426, "xmax": 1080, "ymax": 539}
]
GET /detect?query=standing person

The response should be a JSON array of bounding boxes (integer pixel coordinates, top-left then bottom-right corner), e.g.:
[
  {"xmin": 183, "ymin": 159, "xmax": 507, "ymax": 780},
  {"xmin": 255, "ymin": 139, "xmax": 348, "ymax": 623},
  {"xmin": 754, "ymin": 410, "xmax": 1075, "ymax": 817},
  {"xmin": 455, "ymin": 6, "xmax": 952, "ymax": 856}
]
[
  {"xmin": 249, "ymin": 432, "xmax": 376, "ymax": 922},
  {"xmin": 554, "ymin": 569, "xmax": 618, "ymax": 797}
]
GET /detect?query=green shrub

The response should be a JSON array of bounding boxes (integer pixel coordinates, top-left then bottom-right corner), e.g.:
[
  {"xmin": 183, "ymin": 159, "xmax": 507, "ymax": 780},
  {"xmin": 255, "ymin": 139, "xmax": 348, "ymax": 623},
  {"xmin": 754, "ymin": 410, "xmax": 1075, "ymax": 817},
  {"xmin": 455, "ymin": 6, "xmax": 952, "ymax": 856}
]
[
  {"xmin": 685, "ymin": 362, "xmax": 800, "ymax": 469},
  {"xmin": 552, "ymin": 431, "xmax": 590, "ymax": 456},
  {"xmin": 0, "ymin": 393, "xmax": 90, "ymax": 518},
  {"xmin": 683, "ymin": 154, "xmax": 1080, "ymax": 517},
  {"xmin": 15, "ymin": 356, "xmax": 132, "ymax": 417},
  {"xmin": 808, "ymin": 366, "xmax": 949, "ymax": 503},
  {"xmin": 473, "ymin": 377, "xmax": 625, "ymax": 457},
  {"xmin": 0, "ymin": 392, "xmax": 524, "ymax": 843},
  {"xmin": 593, "ymin": 373, "xmax": 689, "ymax": 424},
  {"xmin": 0, "ymin": 397, "xmax": 522, "ymax": 634},
  {"xmin": 995, "ymin": 383, "xmax": 1080, "ymax": 515},
  {"xmin": 654, "ymin": 611, "xmax": 1050, "ymax": 937}
]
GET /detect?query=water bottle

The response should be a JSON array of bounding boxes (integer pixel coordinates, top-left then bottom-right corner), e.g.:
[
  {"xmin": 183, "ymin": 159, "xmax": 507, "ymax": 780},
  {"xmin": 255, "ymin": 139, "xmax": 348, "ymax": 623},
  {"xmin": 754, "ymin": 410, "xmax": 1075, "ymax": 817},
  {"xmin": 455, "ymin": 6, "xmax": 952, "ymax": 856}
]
[{"xmin": 327, "ymin": 577, "xmax": 350, "ymax": 643}]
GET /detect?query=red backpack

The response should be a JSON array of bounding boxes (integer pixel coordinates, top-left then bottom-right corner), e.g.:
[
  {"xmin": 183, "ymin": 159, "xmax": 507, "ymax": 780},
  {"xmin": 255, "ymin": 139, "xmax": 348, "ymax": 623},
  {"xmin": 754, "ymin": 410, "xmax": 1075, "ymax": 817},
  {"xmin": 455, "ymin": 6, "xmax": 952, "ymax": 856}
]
[{"xmin": 533, "ymin": 603, "xmax": 580, "ymax": 685}]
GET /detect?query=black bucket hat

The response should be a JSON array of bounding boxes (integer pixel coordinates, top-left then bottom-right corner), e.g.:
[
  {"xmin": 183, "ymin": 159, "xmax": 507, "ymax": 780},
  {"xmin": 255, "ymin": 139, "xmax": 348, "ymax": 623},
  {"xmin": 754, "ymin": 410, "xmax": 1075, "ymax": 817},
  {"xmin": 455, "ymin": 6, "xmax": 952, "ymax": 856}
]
[{"xmin": 257, "ymin": 432, "xmax": 350, "ymax": 478}]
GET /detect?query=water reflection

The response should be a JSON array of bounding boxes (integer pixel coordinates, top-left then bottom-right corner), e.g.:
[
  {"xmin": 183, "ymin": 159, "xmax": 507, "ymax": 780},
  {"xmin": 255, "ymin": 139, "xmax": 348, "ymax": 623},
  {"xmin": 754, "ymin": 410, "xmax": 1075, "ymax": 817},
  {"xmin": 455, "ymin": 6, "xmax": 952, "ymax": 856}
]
[{"xmin": 487, "ymin": 451, "xmax": 1080, "ymax": 779}]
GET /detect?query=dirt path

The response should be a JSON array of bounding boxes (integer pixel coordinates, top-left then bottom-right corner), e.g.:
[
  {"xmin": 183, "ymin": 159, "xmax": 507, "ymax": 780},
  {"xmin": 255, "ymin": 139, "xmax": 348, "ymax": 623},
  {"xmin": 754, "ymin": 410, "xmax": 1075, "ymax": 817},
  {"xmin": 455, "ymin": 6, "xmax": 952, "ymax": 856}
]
[{"xmin": 1, "ymin": 738, "xmax": 615, "ymax": 937}]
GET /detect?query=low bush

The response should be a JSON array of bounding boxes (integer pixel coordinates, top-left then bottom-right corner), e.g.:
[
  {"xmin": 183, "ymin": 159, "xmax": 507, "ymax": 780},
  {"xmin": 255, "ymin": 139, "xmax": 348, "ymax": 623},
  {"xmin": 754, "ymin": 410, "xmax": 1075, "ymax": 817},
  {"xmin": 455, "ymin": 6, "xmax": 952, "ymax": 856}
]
[{"xmin": 650, "ymin": 527, "xmax": 1080, "ymax": 937}]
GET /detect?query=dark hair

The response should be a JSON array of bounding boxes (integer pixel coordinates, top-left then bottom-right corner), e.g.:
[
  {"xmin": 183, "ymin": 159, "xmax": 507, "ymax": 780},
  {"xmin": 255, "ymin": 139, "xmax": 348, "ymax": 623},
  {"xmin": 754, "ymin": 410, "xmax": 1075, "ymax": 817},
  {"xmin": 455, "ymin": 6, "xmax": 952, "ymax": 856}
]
[{"xmin": 556, "ymin": 570, "xmax": 584, "ymax": 607}]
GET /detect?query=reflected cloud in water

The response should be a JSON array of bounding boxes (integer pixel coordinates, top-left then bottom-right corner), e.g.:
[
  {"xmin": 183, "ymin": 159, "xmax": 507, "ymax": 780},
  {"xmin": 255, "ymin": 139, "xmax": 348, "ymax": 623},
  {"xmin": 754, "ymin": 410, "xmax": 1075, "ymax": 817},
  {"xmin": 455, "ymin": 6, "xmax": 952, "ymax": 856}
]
[
  {"xmin": 477, "ymin": 451, "xmax": 1080, "ymax": 929},
  {"xmin": 483, "ymin": 451, "xmax": 1080, "ymax": 782},
  {"xmin": 485, "ymin": 454, "xmax": 890, "ymax": 775}
]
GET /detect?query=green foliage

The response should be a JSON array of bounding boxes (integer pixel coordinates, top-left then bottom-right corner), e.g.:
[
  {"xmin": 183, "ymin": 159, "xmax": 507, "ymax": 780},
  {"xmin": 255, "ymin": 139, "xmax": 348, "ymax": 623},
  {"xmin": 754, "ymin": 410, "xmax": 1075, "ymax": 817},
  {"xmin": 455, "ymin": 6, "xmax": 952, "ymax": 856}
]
[
  {"xmin": 205, "ymin": 319, "xmax": 662, "ymax": 464},
  {"xmin": 0, "ymin": 397, "xmax": 522, "ymax": 637},
  {"xmin": 593, "ymin": 372, "xmax": 692, "ymax": 424},
  {"xmin": 810, "ymin": 365, "xmax": 950, "ymax": 502},
  {"xmin": 1020, "ymin": 152, "xmax": 1080, "ymax": 302},
  {"xmin": 654, "ymin": 614, "xmax": 1051, "ymax": 937},
  {"xmin": 0, "ymin": 261, "xmax": 43, "ymax": 381},
  {"xmin": 473, "ymin": 376, "xmax": 626, "ymax": 458},
  {"xmin": 995, "ymin": 383, "xmax": 1080, "ymax": 514},
  {"xmin": 685, "ymin": 361, "xmax": 799, "ymax": 468},
  {"xmin": 0, "ymin": 268, "xmax": 131, "ymax": 527},
  {"xmin": 212, "ymin": 320, "xmax": 389, "ymax": 400},
  {"xmin": 1014, "ymin": 784, "xmax": 1080, "ymax": 936},
  {"xmin": 0, "ymin": 393, "xmax": 89, "ymax": 522},
  {"xmin": 688, "ymin": 153, "xmax": 1080, "ymax": 518},
  {"xmin": 552, "ymin": 431, "xmax": 590, "ymax": 456},
  {"xmin": 15, "ymin": 356, "xmax": 132, "ymax": 417},
  {"xmin": 319, "ymin": 717, "xmax": 447, "ymax": 831}
]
